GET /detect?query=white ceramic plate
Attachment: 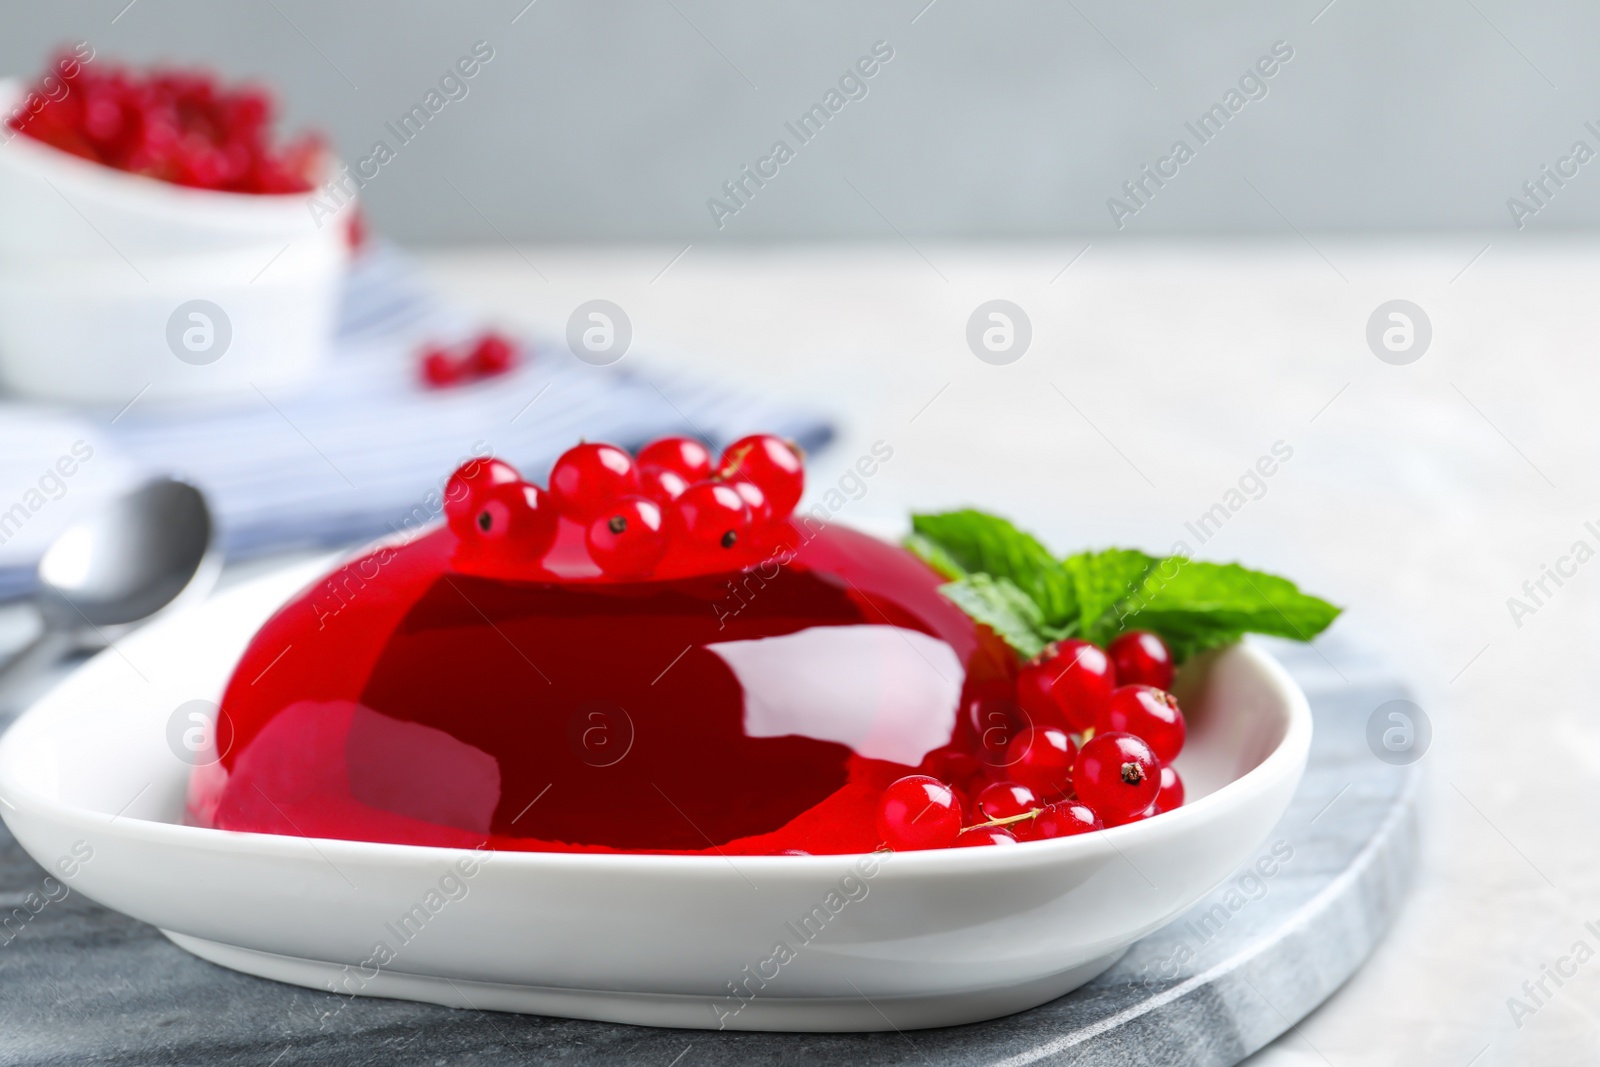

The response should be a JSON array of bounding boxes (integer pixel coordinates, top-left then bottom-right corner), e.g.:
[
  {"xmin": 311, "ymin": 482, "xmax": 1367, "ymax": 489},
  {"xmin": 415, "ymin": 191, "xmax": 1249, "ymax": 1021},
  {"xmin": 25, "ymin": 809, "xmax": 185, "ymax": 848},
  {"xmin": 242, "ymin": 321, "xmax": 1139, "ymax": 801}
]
[{"xmin": 0, "ymin": 556, "xmax": 1311, "ymax": 1032}]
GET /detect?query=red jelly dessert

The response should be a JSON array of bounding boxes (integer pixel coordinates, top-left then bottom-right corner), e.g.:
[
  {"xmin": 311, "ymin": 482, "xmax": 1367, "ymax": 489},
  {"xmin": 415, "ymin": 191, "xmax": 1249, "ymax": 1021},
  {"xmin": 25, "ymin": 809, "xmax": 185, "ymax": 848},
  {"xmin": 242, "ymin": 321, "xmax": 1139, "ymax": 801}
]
[
  {"xmin": 7, "ymin": 51, "xmax": 322, "ymax": 194},
  {"xmin": 191, "ymin": 440, "xmax": 1017, "ymax": 856}
]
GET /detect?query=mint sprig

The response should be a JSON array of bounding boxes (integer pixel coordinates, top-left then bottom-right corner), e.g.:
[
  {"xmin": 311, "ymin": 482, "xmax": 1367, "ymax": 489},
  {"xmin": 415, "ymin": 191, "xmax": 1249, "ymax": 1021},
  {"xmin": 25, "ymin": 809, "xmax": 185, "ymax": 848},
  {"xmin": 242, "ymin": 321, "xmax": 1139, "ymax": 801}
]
[
  {"xmin": 908, "ymin": 510, "xmax": 1339, "ymax": 663},
  {"xmin": 906, "ymin": 510, "xmax": 1077, "ymax": 624},
  {"xmin": 937, "ymin": 573, "xmax": 1064, "ymax": 660}
]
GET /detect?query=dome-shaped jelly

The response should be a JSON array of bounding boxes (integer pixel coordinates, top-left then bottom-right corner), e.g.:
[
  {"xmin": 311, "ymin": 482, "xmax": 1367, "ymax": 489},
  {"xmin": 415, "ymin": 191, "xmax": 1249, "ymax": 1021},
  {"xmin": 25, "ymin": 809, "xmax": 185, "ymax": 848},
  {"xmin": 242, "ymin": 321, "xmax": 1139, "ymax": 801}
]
[{"xmin": 191, "ymin": 520, "xmax": 1015, "ymax": 855}]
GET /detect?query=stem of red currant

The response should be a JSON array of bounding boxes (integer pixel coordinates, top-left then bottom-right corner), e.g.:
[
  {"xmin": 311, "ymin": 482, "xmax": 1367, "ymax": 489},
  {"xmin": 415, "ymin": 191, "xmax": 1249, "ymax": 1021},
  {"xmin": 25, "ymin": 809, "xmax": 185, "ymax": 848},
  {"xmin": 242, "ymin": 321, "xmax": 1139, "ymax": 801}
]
[
  {"xmin": 718, "ymin": 442, "xmax": 754, "ymax": 479},
  {"xmin": 960, "ymin": 808, "xmax": 1045, "ymax": 834}
]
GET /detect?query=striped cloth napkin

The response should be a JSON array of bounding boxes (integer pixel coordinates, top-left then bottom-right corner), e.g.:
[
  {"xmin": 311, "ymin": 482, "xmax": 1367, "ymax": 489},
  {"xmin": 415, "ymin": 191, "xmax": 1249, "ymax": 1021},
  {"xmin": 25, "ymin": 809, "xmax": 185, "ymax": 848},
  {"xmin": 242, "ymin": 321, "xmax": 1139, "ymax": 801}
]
[{"xmin": 0, "ymin": 247, "xmax": 833, "ymax": 598}]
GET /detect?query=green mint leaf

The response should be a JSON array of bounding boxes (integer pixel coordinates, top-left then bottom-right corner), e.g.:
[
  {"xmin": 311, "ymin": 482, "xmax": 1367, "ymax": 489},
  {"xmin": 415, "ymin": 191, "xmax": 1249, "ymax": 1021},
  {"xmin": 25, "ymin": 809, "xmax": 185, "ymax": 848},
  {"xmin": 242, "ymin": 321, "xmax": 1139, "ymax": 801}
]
[
  {"xmin": 1062, "ymin": 548, "xmax": 1161, "ymax": 646},
  {"xmin": 937, "ymin": 574, "xmax": 1062, "ymax": 660},
  {"xmin": 903, "ymin": 533, "xmax": 968, "ymax": 582},
  {"xmin": 909, "ymin": 511, "xmax": 1078, "ymax": 626},
  {"xmin": 909, "ymin": 509, "xmax": 1340, "ymax": 665},
  {"xmin": 1126, "ymin": 619, "xmax": 1248, "ymax": 664},
  {"xmin": 1116, "ymin": 559, "xmax": 1341, "ymax": 661}
]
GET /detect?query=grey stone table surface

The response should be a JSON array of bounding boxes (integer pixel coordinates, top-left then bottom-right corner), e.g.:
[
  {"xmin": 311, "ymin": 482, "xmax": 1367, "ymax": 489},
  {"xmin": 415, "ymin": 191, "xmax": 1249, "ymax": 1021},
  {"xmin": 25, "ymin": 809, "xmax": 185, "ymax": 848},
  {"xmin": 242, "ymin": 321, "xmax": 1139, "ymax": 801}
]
[{"xmin": 0, "ymin": 633, "xmax": 1416, "ymax": 1067}]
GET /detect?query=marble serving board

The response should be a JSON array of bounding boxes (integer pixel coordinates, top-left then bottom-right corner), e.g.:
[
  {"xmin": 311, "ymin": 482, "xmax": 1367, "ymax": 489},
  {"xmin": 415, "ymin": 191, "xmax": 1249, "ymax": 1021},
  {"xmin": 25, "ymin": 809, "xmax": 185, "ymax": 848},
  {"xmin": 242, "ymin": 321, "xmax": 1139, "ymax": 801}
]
[{"xmin": 0, "ymin": 634, "xmax": 1416, "ymax": 1066}]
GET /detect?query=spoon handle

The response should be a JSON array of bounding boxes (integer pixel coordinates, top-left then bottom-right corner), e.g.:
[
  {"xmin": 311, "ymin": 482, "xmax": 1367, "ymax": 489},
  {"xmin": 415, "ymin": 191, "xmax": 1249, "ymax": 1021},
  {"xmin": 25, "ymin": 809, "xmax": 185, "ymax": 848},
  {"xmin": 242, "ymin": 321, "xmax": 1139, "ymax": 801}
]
[{"xmin": 0, "ymin": 629, "xmax": 78, "ymax": 712}]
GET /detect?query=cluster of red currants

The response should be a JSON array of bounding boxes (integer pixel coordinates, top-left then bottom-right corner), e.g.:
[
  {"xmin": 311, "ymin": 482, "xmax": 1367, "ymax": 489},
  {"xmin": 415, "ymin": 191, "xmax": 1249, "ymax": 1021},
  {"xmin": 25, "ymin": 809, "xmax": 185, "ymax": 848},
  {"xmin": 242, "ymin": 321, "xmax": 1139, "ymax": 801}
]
[
  {"xmin": 419, "ymin": 332, "xmax": 520, "ymax": 388},
  {"xmin": 877, "ymin": 631, "xmax": 1189, "ymax": 849},
  {"xmin": 443, "ymin": 433, "xmax": 805, "ymax": 579},
  {"xmin": 9, "ymin": 53, "xmax": 322, "ymax": 194}
]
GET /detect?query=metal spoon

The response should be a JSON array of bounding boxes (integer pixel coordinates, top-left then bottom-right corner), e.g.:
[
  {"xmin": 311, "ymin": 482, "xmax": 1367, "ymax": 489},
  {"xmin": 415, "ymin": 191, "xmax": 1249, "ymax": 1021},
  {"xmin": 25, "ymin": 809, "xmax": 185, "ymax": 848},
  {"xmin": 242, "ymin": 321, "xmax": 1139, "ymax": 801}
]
[{"xmin": 0, "ymin": 477, "xmax": 218, "ymax": 706}]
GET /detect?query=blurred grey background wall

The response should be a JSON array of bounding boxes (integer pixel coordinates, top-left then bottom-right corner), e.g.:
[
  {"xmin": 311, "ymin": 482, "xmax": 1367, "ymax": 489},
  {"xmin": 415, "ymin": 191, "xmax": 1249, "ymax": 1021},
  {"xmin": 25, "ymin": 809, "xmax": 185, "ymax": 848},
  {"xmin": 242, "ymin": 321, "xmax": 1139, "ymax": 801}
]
[{"xmin": 3, "ymin": 0, "xmax": 1595, "ymax": 242}]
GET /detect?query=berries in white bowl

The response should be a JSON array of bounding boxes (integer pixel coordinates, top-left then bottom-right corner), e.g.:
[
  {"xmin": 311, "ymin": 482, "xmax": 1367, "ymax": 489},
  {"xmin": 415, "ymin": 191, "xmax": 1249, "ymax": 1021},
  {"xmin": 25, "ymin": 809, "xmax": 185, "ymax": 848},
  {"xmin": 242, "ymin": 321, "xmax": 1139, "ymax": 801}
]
[{"xmin": 0, "ymin": 52, "xmax": 348, "ymax": 404}]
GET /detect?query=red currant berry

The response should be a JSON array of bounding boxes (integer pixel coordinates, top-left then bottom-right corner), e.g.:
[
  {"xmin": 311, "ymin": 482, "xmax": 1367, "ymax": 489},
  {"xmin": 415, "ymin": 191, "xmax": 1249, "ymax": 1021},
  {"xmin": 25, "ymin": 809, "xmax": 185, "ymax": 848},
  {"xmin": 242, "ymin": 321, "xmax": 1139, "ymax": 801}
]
[
  {"xmin": 638, "ymin": 465, "xmax": 690, "ymax": 505},
  {"xmin": 1004, "ymin": 726, "xmax": 1077, "ymax": 800},
  {"xmin": 1153, "ymin": 765, "xmax": 1185, "ymax": 813},
  {"xmin": 421, "ymin": 347, "xmax": 464, "ymax": 388},
  {"xmin": 345, "ymin": 204, "xmax": 369, "ymax": 253},
  {"xmin": 1072, "ymin": 732, "xmax": 1161, "ymax": 826},
  {"xmin": 467, "ymin": 481, "xmax": 558, "ymax": 557},
  {"xmin": 671, "ymin": 480, "xmax": 752, "ymax": 553},
  {"xmin": 956, "ymin": 826, "xmax": 1019, "ymax": 847},
  {"xmin": 875, "ymin": 775, "xmax": 962, "ymax": 851},
  {"xmin": 1097, "ymin": 685, "xmax": 1186, "ymax": 764},
  {"xmin": 1025, "ymin": 801, "xmax": 1102, "ymax": 841},
  {"xmin": 1015, "ymin": 639, "xmax": 1117, "ymax": 732},
  {"xmin": 585, "ymin": 495, "xmax": 667, "ymax": 579},
  {"xmin": 975, "ymin": 781, "xmax": 1039, "ymax": 823},
  {"xmin": 637, "ymin": 437, "xmax": 713, "ymax": 482},
  {"xmin": 718, "ymin": 434, "xmax": 804, "ymax": 518},
  {"xmin": 469, "ymin": 331, "xmax": 518, "ymax": 376},
  {"xmin": 1015, "ymin": 667, "xmax": 1050, "ymax": 723},
  {"xmin": 963, "ymin": 694, "xmax": 1025, "ymax": 772},
  {"xmin": 1108, "ymin": 630, "xmax": 1175, "ymax": 690},
  {"xmin": 548, "ymin": 443, "xmax": 640, "ymax": 523},
  {"xmin": 729, "ymin": 479, "xmax": 773, "ymax": 529},
  {"xmin": 444, "ymin": 458, "xmax": 521, "ymax": 537}
]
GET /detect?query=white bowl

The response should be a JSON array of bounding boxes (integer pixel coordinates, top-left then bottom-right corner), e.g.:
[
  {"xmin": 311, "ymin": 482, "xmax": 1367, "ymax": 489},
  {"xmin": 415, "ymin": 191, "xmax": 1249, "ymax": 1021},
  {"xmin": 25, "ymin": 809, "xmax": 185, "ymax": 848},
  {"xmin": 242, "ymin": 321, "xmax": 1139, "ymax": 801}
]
[
  {"xmin": 0, "ymin": 556, "xmax": 1311, "ymax": 1032},
  {"xmin": 0, "ymin": 79, "xmax": 347, "ymax": 404},
  {"xmin": 0, "ymin": 239, "xmax": 344, "ymax": 405},
  {"xmin": 0, "ymin": 79, "xmax": 338, "ymax": 259}
]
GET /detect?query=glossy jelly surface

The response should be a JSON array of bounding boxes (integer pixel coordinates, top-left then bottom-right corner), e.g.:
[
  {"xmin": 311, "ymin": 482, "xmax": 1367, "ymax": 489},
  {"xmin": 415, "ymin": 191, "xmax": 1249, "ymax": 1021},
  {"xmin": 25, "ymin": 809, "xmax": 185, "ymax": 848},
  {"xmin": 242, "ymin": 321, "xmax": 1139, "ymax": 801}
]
[{"xmin": 192, "ymin": 521, "xmax": 1015, "ymax": 855}]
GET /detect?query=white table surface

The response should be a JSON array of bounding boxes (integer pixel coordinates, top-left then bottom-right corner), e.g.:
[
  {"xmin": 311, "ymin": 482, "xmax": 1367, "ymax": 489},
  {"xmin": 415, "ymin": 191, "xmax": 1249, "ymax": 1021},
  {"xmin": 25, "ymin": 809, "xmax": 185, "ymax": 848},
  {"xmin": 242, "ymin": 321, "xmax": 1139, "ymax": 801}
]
[
  {"xmin": 410, "ymin": 237, "xmax": 1593, "ymax": 1067},
  {"xmin": 1, "ymin": 236, "xmax": 1583, "ymax": 1065}
]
